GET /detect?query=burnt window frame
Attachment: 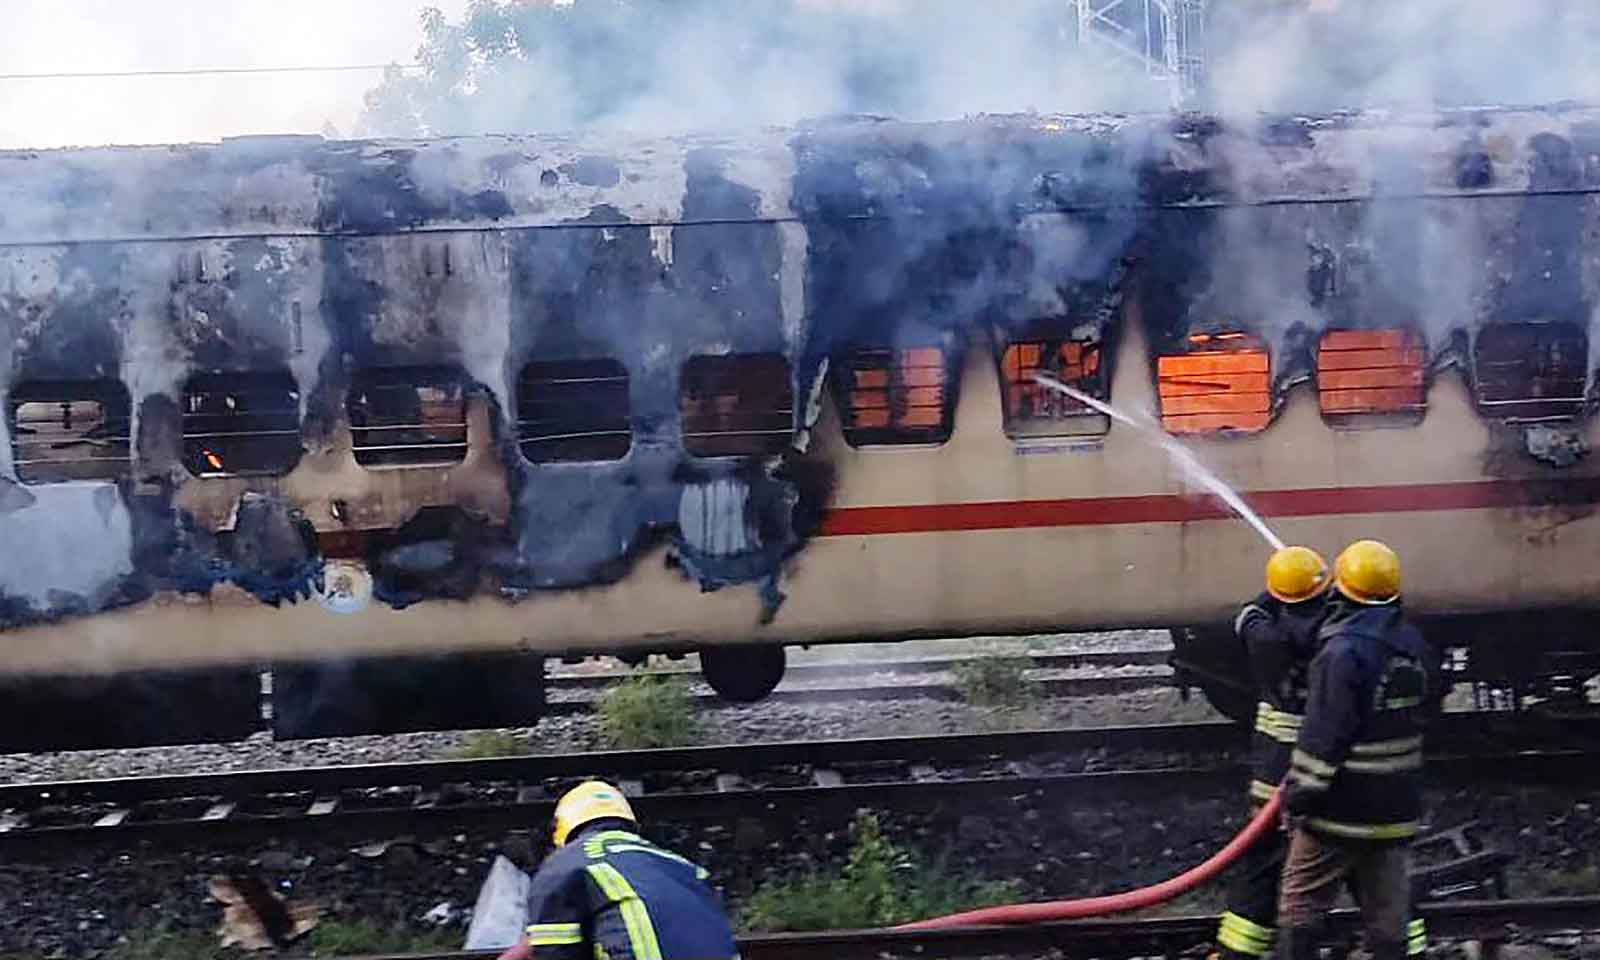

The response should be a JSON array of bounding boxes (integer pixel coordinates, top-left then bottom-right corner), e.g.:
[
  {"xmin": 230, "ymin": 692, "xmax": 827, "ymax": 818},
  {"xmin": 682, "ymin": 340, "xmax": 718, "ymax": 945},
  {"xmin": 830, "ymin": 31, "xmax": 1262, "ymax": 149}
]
[
  {"xmin": 1472, "ymin": 320, "xmax": 1589, "ymax": 423},
  {"xmin": 347, "ymin": 365, "xmax": 471, "ymax": 470},
  {"xmin": 835, "ymin": 344, "xmax": 957, "ymax": 448},
  {"xmin": 997, "ymin": 332, "xmax": 1110, "ymax": 440},
  {"xmin": 679, "ymin": 353, "xmax": 794, "ymax": 458},
  {"xmin": 517, "ymin": 357, "xmax": 633, "ymax": 464},
  {"xmin": 6, "ymin": 378, "xmax": 133, "ymax": 485},
  {"xmin": 180, "ymin": 370, "xmax": 303, "ymax": 479},
  {"xmin": 1315, "ymin": 328, "xmax": 1427, "ymax": 428}
]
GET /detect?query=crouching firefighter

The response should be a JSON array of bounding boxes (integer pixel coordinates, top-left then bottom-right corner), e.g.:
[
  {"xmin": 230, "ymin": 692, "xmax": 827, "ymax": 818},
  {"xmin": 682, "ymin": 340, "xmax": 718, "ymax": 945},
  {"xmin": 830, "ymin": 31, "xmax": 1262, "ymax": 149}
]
[
  {"xmin": 498, "ymin": 781, "xmax": 740, "ymax": 960},
  {"xmin": 1278, "ymin": 540, "xmax": 1443, "ymax": 960},
  {"xmin": 1211, "ymin": 546, "xmax": 1331, "ymax": 960}
]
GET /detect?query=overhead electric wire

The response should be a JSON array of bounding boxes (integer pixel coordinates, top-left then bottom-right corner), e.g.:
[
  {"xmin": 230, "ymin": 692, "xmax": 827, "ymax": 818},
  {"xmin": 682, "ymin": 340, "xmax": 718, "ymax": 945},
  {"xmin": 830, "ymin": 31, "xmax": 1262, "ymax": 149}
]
[{"xmin": 0, "ymin": 63, "xmax": 421, "ymax": 82}]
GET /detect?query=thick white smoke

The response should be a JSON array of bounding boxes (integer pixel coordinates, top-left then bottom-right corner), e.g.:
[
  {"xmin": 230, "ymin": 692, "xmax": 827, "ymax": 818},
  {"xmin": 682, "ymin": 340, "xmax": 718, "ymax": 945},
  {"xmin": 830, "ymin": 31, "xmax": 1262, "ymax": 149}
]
[
  {"xmin": 1208, "ymin": 1, "xmax": 1600, "ymax": 115},
  {"xmin": 361, "ymin": 0, "xmax": 1169, "ymax": 138},
  {"xmin": 363, "ymin": 0, "xmax": 1600, "ymax": 140}
]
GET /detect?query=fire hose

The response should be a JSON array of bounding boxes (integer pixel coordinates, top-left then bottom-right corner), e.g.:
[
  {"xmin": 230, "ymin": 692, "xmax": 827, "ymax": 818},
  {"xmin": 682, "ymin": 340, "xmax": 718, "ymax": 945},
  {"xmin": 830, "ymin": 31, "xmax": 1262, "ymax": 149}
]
[
  {"xmin": 497, "ymin": 793, "xmax": 1281, "ymax": 957},
  {"xmin": 896, "ymin": 790, "xmax": 1283, "ymax": 930}
]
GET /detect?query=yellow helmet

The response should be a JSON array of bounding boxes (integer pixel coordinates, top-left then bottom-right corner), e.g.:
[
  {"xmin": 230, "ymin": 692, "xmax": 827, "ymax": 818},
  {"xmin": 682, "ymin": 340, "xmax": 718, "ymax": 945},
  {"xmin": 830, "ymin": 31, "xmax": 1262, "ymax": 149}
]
[
  {"xmin": 1265, "ymin": 546, "xmax": 1331, "ymax": 603},
  {"xmin": 1333, "ymin": 539, "xmax": 1401, "ymax": 605},
  {"xmin": 552, "ymin": 781, "xmax": 637, "ymax": 847}
]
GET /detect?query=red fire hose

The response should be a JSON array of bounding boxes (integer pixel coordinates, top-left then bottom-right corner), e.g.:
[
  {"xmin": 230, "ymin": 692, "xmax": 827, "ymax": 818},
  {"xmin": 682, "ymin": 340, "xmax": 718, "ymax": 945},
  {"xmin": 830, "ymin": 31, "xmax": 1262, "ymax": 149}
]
[
  {"xmin": 896, "ymin": 791, "xmax": 1283, "ymax": 930},
  {"xmin": 497, "ymin": 793, "xmax": 1280, "ymax": 957}
]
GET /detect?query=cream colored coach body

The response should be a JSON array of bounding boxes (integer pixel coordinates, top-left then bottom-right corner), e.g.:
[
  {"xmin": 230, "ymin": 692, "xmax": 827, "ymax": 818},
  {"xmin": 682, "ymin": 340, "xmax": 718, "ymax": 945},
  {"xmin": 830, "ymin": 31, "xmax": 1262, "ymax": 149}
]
[{"xmin": 5, "ymin": 297, "xmax": 1596, "ymax": 677}]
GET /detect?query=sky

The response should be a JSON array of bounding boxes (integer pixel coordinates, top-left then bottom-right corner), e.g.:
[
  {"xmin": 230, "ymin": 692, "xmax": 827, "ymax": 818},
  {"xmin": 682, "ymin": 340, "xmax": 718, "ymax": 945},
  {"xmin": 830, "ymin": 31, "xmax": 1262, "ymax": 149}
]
[{"xmin": 0, "ymin": 0, "xmax": 469, "ymax": 149}]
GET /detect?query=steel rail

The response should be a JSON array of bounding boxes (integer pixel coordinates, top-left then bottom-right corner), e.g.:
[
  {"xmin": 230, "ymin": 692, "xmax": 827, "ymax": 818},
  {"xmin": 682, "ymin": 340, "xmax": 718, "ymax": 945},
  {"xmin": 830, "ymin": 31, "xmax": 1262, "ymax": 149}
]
[
  {"xmin": 2, "ymin": 745, "xmax": 1596, "ymax": 846},
  {"xmin": 0, "ymin": 722, "xmax": 1238, "ymax": 808},
  {"xmin": 335, "ymin": 897, "xmax": 1600, "ymax": 960},
  {"xmin": 6, "ymin": 710, "xmax": 1592, "ymax": 811},
  {"xmin": 1, "ymin": 767, "xmax": 1246, "ymax": 844}
]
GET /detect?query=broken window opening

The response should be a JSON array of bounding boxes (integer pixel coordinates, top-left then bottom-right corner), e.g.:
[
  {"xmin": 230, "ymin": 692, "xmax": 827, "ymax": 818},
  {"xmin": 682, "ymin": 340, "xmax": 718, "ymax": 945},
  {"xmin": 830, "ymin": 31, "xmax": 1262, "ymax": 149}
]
[
  {"xmin": 7, "ymin": 379, "xmax": 132, "ymax": 484},
  {"xmin": 348, "ymin": 366, "xmax": 470, "ymax": 469},
  {"xmin": 1000, "ymin": 337, "xmax": 1109, "ymax": 439},
  {"xmin": 1157, "ymin": 332, "xmax": 1271, "ymax": 435},
  {"xmin": 519, "ymin": 358, "xmax": 632, "ymax": 463},
  {"xmin": 1317, "ymin": 329, "xmax": 1426, "ymax": 425},
  {"xmin": 1473, "ymin": 321, "xmax": 1588, "ymax": 423},
  {"xmin": 181, "ymin": 371, "xmax": 302, "ymax": 478},
  {"xmin": 840, "ymin": 346, "xmax": 952, "ymax": 447},
  {"xmin": 680, "ymin": 354, "xmax": 793, "ymax": 458}
]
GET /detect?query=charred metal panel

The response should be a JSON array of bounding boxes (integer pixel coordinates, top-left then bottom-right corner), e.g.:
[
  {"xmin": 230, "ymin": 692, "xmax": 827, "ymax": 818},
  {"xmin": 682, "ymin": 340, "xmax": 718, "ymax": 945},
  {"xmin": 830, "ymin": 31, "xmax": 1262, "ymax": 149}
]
[
  {"xmin": 495, "ymin": 141, "xmax": 808, "ymax": 612},
  {"xmin": 270, "ymin": 651, "xmax": 544, "ymax": 739},
  {"xmin": 0, "ymin": 666, "xmax": 260, "ymax": 751}
]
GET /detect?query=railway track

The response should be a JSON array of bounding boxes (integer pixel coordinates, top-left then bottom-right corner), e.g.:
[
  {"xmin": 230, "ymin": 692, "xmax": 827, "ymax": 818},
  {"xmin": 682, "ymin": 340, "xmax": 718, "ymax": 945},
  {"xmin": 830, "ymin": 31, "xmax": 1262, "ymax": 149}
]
[
  {"xmin": 330, "ymin": 897, "xmax": 1600, "ymax": 960},
  {"xmin": 3, "ymin": 713, "xmax": 1597, "ymax": 846}
]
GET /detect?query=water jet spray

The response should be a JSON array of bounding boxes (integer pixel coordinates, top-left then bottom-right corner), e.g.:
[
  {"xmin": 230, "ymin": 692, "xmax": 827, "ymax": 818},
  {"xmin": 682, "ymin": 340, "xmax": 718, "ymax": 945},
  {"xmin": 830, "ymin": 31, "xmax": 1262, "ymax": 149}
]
[{"xmin": 1033, "ymin": 373, "xmax": 1286, "ymax": 551}]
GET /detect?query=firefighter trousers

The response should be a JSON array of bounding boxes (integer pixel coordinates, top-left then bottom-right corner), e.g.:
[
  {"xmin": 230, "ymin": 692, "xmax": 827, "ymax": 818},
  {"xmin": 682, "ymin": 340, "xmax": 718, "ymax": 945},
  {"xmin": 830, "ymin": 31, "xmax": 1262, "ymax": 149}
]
[
  {"xmin": 1278, "ymin": 827, "xmax": 1426, "ymax": 958},
  {"xmin": 1213, "ymin": 809, "xmax": 1288, "ymax": 959}
]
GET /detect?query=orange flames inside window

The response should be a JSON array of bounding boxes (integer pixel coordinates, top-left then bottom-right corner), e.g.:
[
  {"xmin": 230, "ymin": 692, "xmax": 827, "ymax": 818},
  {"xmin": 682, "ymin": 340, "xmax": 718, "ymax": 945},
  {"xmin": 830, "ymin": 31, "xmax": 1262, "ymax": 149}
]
[
  {"xmin": 1001, "ymin": 340, "xmax": 1102, "ymax": 423},
  {"xmin": 1317, "ymin": 329, "xmax": 1425, "ymax": 417},
  {"xmin": 1157, "ymin": 334, "xmax": 1270, "ymax": 435},
  {"xmin": 846, "ymin": 347, "xmax": 947, "ymax": 438}
]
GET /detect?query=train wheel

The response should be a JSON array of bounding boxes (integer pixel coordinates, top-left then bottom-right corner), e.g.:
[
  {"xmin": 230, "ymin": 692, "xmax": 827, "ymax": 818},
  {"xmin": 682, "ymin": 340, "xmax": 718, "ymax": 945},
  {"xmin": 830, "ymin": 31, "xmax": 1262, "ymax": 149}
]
[{"xmin": 701, "ymin": 646, "xmax": 786, "ymax": 703}]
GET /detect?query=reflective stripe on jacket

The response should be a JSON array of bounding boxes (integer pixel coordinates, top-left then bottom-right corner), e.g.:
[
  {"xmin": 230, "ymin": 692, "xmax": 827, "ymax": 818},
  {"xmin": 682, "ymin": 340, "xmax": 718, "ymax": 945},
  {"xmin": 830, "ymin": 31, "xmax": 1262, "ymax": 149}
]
[
  {"xmin": 1236, "ymin": 591, "xmax": 1324, "ymax": 797},
  {"xmin": 1283, "ymin": 602, "xmax": 1443, "ymax": 840},
  {"xmin": 523, "ymin": 821, "xmax": 739, "ymax": 960}
]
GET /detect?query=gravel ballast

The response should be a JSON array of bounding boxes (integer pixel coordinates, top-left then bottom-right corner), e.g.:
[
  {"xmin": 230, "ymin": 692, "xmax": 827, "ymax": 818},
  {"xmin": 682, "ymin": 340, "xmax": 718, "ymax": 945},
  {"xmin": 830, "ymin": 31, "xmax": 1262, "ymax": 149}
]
[{"xmin": 1, "ymin": 633, "xmax": 1594, "ymax": 956}]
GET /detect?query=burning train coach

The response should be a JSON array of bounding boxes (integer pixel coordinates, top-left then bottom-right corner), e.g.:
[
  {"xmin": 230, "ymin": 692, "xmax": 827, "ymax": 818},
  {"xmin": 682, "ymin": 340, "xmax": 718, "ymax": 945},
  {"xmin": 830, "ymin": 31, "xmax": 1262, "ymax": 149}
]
[{"xmin": 2, "ymin": 106, "xmax": 1599, "ymax": 750}]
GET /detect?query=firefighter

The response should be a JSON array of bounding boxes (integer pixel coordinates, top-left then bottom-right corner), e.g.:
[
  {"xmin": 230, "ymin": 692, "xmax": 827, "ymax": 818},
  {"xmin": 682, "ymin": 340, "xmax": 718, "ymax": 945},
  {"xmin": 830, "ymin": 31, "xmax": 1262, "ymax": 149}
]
[
  {"xmin": 1278, "ymin": 540, "xmax": 1443, "ymax": 960},
  {"xmin": 498, "ymin": 781, "xmax": 740, "ymax": 960},
  {"xmin": 1211, "ymin": 545, "xmax": 1331, "ymax": 960}
]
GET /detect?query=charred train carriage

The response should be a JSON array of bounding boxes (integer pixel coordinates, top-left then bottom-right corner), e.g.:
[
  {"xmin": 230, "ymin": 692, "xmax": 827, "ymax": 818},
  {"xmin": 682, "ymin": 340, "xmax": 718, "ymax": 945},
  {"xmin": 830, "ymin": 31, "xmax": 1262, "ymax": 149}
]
[{"xmin": 3, "ymin": 106, "xmax": 1600, "ymax": 750}]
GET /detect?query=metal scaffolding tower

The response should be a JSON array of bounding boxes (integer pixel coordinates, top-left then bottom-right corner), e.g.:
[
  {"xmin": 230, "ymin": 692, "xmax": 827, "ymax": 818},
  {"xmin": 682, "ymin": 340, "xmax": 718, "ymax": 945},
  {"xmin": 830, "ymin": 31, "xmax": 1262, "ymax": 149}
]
[{"xmin": 1073, "ymin": 0, "xmax": 1206, "ymax": 107}]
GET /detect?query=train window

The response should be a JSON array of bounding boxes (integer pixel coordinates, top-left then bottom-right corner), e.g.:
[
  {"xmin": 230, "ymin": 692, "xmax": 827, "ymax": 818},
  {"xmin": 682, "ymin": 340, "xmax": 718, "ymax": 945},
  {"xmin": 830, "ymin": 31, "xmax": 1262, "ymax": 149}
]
[
  {"xmin": 181, "ymin": 371, "xmax": 302, "ymax": 477},
  {"xmin": 6, "ymin": 380, "xmax": 132, "ymax": 484},
  {"xmin": 680, "ymin": 353, "xmax": 793, "ymax": 457},
  {"xmin": 1157, "ymin": 332, "xmax": 1271, "ymax": 435},
  {"xmin": 1473, "ymin": 322, "xmax": 1588, "ymax": 422},
  {"xmin": 519, "ymin": 358, "xmax": 632, "ymax": 463},
  {"xmin": 1000, "ymin": 338, "xmax": 1109, "ymax": 438},
  {"xmin": 1317, "ymin": 329, "xmax": 1426, "ymax": 424},
  {"xmin": 841, "ymin": 346, "xmax": 952, "ymax": 446},
  {"xmin": 347, "ymin": 367, "xmax": 469, "ymax": 469}
]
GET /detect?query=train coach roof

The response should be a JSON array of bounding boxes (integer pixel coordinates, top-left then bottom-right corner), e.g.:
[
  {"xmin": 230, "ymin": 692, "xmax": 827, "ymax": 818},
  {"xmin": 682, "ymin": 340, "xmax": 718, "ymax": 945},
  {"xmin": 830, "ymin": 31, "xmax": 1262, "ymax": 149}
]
[{"xmin": 0, "ymin": 105, "xmax": 1598, "ymax": 246}]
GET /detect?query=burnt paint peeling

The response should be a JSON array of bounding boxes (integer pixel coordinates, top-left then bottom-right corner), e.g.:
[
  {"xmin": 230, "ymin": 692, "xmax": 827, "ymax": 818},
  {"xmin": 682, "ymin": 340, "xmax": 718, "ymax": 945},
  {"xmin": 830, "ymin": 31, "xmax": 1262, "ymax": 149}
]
[{"xmin": 2, "ymin": 108, "xmax": 1600, "ymax": 637}]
